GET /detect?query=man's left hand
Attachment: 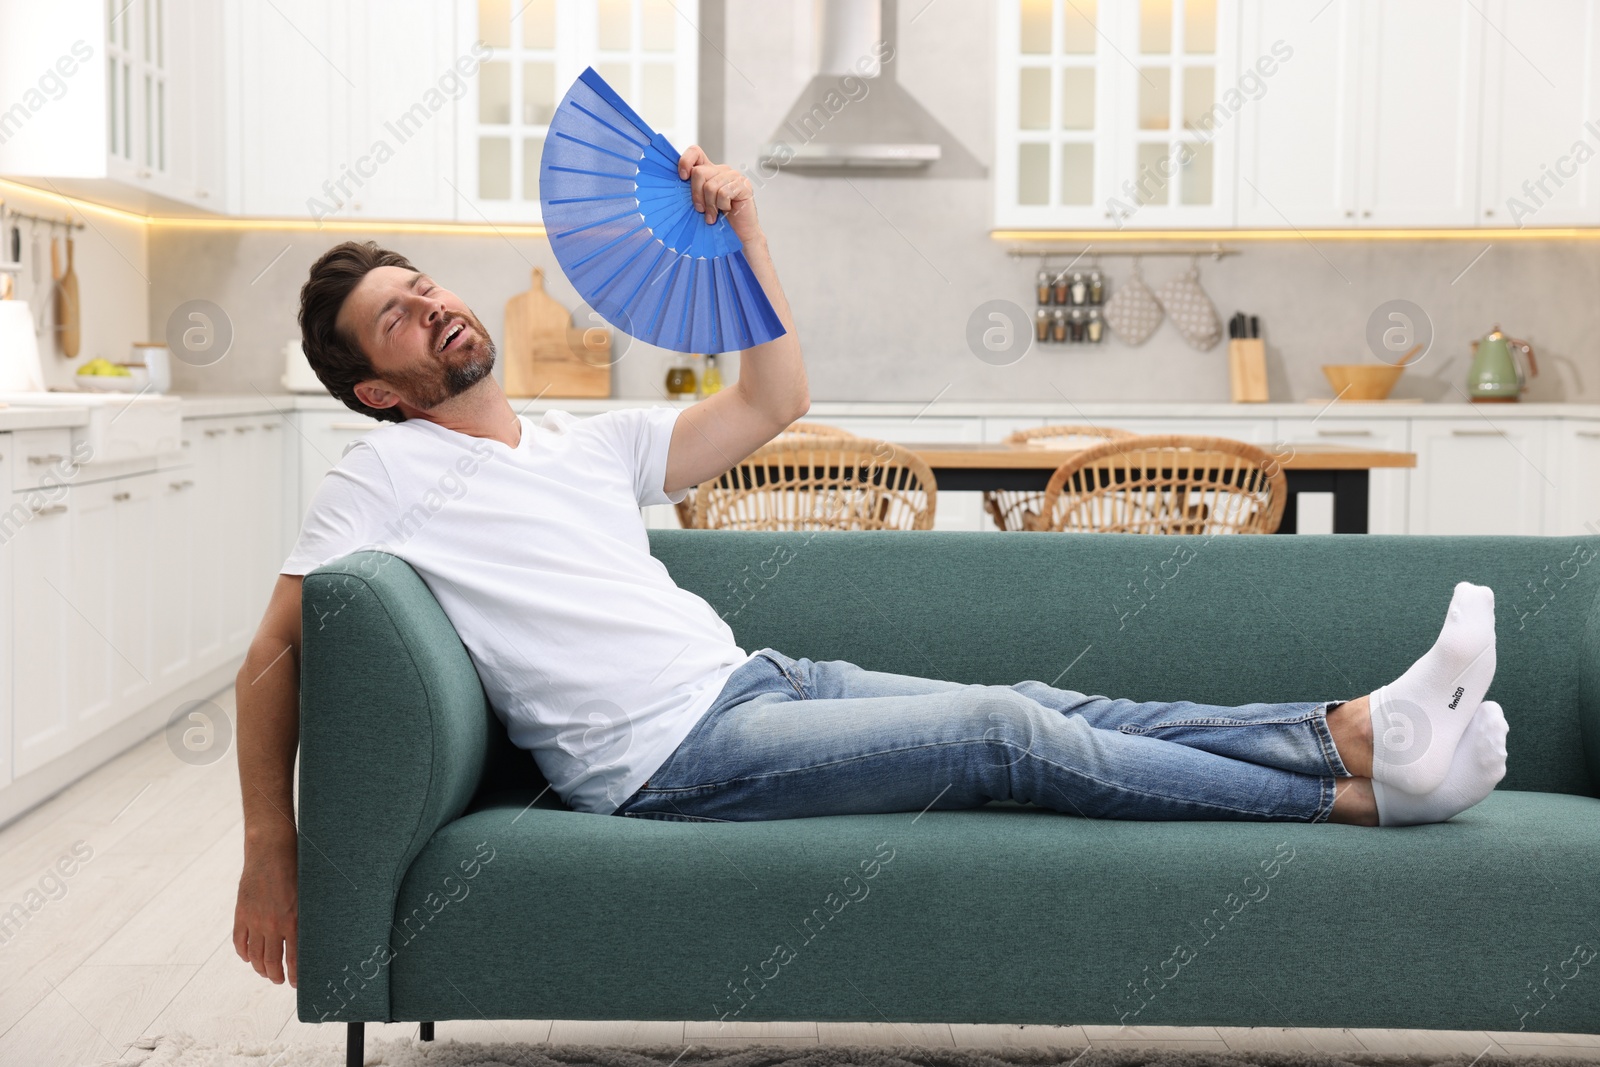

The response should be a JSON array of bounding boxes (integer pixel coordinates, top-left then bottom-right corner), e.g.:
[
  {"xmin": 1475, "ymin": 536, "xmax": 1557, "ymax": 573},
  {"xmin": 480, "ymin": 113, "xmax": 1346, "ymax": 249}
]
[{"xmin": 678, "ymin": 145, "xmax": 762, "ymax": 245}]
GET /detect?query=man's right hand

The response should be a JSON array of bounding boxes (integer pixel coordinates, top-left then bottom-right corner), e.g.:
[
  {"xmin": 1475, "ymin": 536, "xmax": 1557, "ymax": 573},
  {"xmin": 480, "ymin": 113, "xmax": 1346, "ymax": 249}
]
[{"xmin": 234, "ymin": 833, "xmax": 298, "ymax": 987}]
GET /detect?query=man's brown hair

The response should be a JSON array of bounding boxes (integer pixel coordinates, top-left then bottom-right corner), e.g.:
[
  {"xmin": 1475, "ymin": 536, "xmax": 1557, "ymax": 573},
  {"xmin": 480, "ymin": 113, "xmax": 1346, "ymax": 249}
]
[{"xmin": 298, "ymin": 240, "xmax": 416, "ymax": 424}]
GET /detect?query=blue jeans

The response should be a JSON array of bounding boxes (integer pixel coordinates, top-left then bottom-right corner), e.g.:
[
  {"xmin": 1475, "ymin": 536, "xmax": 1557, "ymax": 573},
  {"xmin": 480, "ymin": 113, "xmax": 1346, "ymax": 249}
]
[{"xmin": 612, "ymin": 648, "xmax": 1354, "ymax": 824}]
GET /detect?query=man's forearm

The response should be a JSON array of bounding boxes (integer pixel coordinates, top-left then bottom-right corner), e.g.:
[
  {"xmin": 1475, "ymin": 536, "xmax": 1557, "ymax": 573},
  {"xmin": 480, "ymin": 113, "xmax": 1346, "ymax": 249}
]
[
  {"xmin": 733, "ymin": 233, "xmax": 808, "ymax": 424},
  {"xmin": 236, "ymin": 639, "xmax": 301, "ymax": 851}
]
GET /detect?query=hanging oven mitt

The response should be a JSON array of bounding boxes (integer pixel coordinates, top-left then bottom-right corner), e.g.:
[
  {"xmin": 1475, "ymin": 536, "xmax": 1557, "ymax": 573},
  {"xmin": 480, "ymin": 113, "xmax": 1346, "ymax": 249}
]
[
  {"xmin": 1101, "ymin": 259, "xmax": 1163, "ymax": 346},
  {"xmin": 1155, "ymin": 261, "xmax": 1223, "ymax": 351}
]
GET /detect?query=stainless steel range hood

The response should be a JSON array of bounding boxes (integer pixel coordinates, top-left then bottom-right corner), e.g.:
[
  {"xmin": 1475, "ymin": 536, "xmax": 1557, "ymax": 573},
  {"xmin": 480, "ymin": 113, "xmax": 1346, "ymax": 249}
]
[{"xmin": 758, "ymin": 0, "xmax": 943, "ymax": 170}]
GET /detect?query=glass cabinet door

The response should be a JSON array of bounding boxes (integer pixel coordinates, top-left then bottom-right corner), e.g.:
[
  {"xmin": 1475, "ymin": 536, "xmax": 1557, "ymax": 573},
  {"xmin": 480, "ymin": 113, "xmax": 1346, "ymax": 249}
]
[
  {"xmin": 106, "ymin": 0, "xmax": 169, "ymax": 187},
  {"xmin": 995, "ymin": 0, "xmax": 1238, "ymax": 229},
  {"xmin": 458, "ymin": 0, "xmax": 699, "ymax": 223}
]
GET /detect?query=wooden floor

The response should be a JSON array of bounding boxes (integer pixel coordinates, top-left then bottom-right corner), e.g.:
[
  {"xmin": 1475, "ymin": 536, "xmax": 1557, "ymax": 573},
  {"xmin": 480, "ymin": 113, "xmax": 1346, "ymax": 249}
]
[{"xmin": 1, "ymin": 684, "xmax": 1597, "ymax": 1066}]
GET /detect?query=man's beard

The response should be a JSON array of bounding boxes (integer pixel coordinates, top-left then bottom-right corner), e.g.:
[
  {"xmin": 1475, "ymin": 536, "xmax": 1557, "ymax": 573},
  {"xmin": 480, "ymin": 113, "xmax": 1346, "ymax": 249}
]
[{"xmin": 390, "ymin": 314, "xmax": 497, "ymax": 411}]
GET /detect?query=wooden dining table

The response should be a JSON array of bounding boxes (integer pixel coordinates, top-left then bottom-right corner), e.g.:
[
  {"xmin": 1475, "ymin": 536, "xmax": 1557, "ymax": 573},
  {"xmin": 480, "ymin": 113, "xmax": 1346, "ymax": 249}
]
[{"xmin": 902, "ymin": 441, "xmax": 1417, "ymax": 534}]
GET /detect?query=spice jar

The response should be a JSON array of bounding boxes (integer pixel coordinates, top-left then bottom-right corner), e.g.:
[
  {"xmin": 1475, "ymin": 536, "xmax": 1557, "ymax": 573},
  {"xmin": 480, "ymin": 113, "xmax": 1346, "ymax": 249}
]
[
  {"xmin": 1036, "ymin": 267, "xmax": 1054, "ymax": 305},
  {"xmin": 1050, "ymin": 308, "xmax": 1068, "ymax": 343},
  {"xmin": 1069, "ymin": 307, "xmax": 1086, "ymax": 342},
  {"xmin": 1070, "ymin": 271, "xmax": 1088, "ymax": 306},
  {"xmin": 1088, "ymin": 269, "xmax": 1105, "ymax": 305},
  {"xmin": 1035, "ymin": 307, "xmax": 1051, "ymax": 342},
  {"xmin": 1051, "ymin": 270, "xmax": 1070, "ymax": 306},
  {"xmin": 1086, "ymin": 307, "xmax": 1104, "ymax": 343}
]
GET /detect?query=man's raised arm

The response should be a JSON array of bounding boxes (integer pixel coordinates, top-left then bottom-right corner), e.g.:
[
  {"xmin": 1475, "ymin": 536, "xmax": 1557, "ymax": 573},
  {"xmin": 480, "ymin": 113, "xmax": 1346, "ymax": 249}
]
[{"xmin": 663, "ymin": 145, "xmax": 809, "ymax": 497}]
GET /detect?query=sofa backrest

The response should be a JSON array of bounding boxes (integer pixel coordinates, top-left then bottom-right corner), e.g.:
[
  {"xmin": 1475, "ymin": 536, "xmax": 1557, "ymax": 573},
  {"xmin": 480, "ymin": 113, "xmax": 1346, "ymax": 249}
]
[
  {"xmin": 645, "ymin": 530, "xmax": 1600, "ymax": 799},
  {"xmin": 315, "ymin": 532, "xmax": 1600, "ymax": 811}
]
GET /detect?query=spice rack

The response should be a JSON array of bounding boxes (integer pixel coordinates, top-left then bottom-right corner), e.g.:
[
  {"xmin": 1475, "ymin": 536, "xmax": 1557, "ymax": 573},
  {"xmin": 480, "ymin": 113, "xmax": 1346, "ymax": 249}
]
[{"xmin": 1009, "ymin": 244, "xmax": 1239, "ymax": 349}]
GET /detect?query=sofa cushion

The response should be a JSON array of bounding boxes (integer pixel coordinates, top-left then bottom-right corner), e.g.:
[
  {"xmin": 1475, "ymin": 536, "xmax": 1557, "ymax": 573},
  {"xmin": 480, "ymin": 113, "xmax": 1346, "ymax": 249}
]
[{"xmin": 388, "ymin": 788, "xmax": 1600, "ymax": 1031}]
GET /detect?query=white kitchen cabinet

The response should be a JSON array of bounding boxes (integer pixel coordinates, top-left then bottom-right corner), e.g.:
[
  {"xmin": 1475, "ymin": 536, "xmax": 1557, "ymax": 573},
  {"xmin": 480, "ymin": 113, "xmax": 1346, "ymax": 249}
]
[
  {"xmin": 1477, "ymin": 0, "xmax": 1600, "ymax": 227},
  {"xmin": 0, "ymin": 0, "xmax": 225, "ymax": 212},
  {"xmin": 1237, "ymin": 0, "xmax": 1482, "ymax": 228},
  {"xmin": 1236, "ymin": 0, "xmax": 1361, "ymax": 227},
  {"xmin": 187, "ymin": 419, "xmax": 230, "ymax": 673},
  {"xmin": 330, "ymin": 0, "xmax": 460, "ymax": 222},
  {"xmin": 454, "ymin": 0, "xmax": 699, "ymax": 223},
  {"xmin": 11, "ymin": 487, "xmax": 74, "ymax": 778},
  {"xmin": 1409, "ymin": 419, "xmax": 1546, "ymax": 535},
  {"xmin": 0, "ymin": 438, "xmax": 12, "ymax": 790},
  {"xmin": 235, "ymin": 0, "xmax": 350, "ymax": 217},
  {"xmin": 1355, "ymin": 0, "xmax": 1484, "ymax": 227},
  {"xmin": 996, "ymin": 0, "xmax": 1239, "ymax": 229},
  {"xmin": 295, "ymin": 412, "xmax": 382, "ymax": 525},
  {"xmin": 1275, "ymin": 416, "xmax": 1409, "ymax": 535},
  {"xmin": 63, "ymin": 479, "xmax": 117, "ymax": 763},
  {"xmin": 153, "ymin": 457, "xmax": 198, "ymax": 688},
  {"xmin": 107, "ymin": 473, "xmax": 159, "ymax": 732},
  {"xmin": 246, "ymin": 417, "xmax": 288, "ymax": 622},
  {"xmin": 1545, "ymin": 420, "xmax": 1600, "ymax": 535}
]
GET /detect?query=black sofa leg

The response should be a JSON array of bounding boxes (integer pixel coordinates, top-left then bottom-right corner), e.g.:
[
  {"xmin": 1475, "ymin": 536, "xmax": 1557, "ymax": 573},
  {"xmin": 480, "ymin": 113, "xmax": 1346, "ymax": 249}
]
[
  {"xmin": 420, "ymin": 1021, "xmax": 435, "ymax": 1041},
  {"xmin": 347, "ymin": 1021, "xmax": 363, "ymax": 1067}
]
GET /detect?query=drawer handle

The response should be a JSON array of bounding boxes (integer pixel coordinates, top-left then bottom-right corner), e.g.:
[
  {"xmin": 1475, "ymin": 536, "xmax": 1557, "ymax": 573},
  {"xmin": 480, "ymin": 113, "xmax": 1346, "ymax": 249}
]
[
  {"xmin": 204, "ymin": 427, "xmax": 228, "ymax": 437},
  {"xmin": 170, "ymin": 479, "xmax": 194, "ymax": 490},
  {"xmin": 1314, "ymin": 429, "xmax": 1374, "ymax": 437},
  {"xmin": 1576, "ymin": 431, "xmax": 1600, "ymax": 438},
  {"xmin": 181, "ymin": 440, "xmax": 191, "ymax": 447},
  {"xmin": 261, "ymin": 423, "xmax": 279, "ymax": 431},
  {"xmin": 1450, "ymin": 429, "xmax": 1505, "ymax": 436},
  {"xmin": 329, "ymin": 421, "xmax": 374, "ymax": 430},
  {"xmin": 32, "ymin": 503, "xmax": 67, "ymax": 515},
  {"xmin": 113, "ymin": 491, "xmax": 131, "ymax": 502},
  {"xmin": 27, "ymin": 453, "xmax": 65, "ymax": 465},
  {"xmin": 234, "ymin": 425, "xmax": 257, "ymax": 433}
]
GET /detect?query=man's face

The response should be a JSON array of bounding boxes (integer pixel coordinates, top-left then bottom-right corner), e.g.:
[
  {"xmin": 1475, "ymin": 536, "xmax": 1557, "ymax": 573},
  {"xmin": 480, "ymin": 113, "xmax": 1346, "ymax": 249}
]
[{"xmin": 337, "ymin": 265, "xmax": 496, "ymax": 414}]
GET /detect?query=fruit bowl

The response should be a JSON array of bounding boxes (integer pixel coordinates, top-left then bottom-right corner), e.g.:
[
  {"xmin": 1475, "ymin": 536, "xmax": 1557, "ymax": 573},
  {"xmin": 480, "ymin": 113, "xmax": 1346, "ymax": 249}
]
[
  {"xmin": 75, "ymin": 361, "xmax": 148, "ymax": 392},
  {"xmin": 1321, "ymin": 363, "xmax": 1405, "ymax": 401}
]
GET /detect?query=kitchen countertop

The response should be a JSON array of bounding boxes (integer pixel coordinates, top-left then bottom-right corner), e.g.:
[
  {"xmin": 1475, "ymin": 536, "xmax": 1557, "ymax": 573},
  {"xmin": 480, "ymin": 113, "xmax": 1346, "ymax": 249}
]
[{"xmin": 6, "ymin": 392, "xmax": 1600, "ymax": 428}]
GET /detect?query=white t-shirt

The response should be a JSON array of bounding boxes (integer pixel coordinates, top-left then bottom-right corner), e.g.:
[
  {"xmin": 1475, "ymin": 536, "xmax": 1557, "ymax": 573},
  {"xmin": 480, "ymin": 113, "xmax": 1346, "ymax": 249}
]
[{"xmin": 281, "ymin": 405, "xmax": 755, "ymax": 815}]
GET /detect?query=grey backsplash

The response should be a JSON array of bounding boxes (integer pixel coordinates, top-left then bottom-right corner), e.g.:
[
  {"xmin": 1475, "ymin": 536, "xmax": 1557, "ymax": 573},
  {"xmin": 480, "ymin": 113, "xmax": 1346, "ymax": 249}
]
[{"xmin": 149, "ymin": 0, "xmax": 1599, "ymax": 406}]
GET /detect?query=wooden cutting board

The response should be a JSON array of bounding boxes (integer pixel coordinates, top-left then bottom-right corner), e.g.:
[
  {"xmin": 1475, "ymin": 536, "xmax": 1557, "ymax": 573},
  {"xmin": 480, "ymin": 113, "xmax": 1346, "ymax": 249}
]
[
  {"xmin": 502, "ymin": 268, "xmax": 611, "ymax": 398},
  {"xmin": 54, "ymin": 235, "xmax": 80, "ymax": 358}
]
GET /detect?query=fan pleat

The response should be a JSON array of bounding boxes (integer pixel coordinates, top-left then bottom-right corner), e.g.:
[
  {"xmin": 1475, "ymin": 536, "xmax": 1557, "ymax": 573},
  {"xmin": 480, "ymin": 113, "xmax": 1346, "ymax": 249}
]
[{"xmin": 540, "ymin": 67, "xmax": 787, "ymax": 354}]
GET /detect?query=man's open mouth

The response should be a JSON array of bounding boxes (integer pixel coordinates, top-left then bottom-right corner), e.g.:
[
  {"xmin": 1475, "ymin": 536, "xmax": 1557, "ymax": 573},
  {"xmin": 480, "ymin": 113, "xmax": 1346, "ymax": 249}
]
[{"xmin": 439, "ymin": 320, "xmax": 467, "ymax": 352}]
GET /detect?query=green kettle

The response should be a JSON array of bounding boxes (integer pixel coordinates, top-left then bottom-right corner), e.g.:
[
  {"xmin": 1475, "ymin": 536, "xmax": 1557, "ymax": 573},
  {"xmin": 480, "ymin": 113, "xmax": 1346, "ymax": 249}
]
[{"xmin": 1468, "ymin": 324, "xmax": 1538, "ymax": 402}]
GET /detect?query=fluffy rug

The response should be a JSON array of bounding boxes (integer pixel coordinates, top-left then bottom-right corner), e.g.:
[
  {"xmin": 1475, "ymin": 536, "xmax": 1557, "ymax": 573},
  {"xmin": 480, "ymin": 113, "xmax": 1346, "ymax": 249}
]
[{"xmin": 109, "ymin": 1036, "xmax": 1600, "ymax": 1067}]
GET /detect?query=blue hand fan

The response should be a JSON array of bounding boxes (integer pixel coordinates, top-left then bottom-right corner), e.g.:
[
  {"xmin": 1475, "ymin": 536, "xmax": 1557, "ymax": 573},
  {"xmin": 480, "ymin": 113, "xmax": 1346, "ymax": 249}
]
[{"xmin": 539, "ymin": 67, "xmax": 786, "ymax": 354}]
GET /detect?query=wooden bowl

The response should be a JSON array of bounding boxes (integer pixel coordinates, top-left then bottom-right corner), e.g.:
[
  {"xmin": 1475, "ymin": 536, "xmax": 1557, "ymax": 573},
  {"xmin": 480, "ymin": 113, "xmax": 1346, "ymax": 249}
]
[{"xmin": 1321, "ymin": 363, "xmax": 1405, "ymax": 400}]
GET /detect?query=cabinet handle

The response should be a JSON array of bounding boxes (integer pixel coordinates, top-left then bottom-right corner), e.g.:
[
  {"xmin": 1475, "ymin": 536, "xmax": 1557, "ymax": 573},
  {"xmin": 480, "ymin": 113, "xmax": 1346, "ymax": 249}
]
[
  {"xmin": 1361, "ymin": 210, "xmax": 1372, "ymax": 218},
  {"xmin": 113, "ymin": 490, "xmax": 131, "ymax": 502},
  {"xmin": 234, "ymin": 424, "xmax": 257, "ymax": 433},
  {"xmin": 1450, "ymin": 428, "xmax": 1504, "ymax": 436},
  {"xmin": 169, "ymin": 478, "xmax": 194, "ymax": 490},
  {"xmin": 182, "ymin": 440, "xmax": 191, "ymax": 447},
  {"xmin": 261, "ymin": 422, "xmax": 279, "ymax": 431},
  {"xmin": 204, "ymin": 427, "xmax": 228, "ymax": 437},
  {"xmin": 1576, "ymin": 430, "xmax": 1600, "ymax": 438},
  {"xmin": 1315, "ymin": 429, "xmax": 1374, "ymax": 437},
  {"xmin": 32, "ymin": 503, "xmax": 67, "ymax": 515},
  {"xmin": 27, "ymin": 453, "xmax": 65, "ymax": 465},
  {"xmin": 1344, "ymin": 210, "xmax": 1355, "ymax": 218},
  {"xmin": 1484, "ymin": 208, "xmax": 1494, "ymax": 217},
  {"xmin": 329, "ymin": 421, "xmax": 375, "ymax": 430},
  {"xmin": 195, "ymin": 189, "xmax": 209, "ymax": 199}
]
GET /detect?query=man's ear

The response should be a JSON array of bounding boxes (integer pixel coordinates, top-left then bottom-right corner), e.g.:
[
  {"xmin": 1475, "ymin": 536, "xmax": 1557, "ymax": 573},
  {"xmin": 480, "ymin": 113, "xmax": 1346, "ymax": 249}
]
[{"xmin": 353, "ymin": 380, "xmax": 403, "ymax": 414}]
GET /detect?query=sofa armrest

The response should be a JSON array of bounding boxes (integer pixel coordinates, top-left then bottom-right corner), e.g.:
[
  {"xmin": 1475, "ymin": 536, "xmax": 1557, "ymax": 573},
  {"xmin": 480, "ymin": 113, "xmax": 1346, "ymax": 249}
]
[{"xmin": 296, "ymin": 551, "xmax": 494, "ymax": 1023}]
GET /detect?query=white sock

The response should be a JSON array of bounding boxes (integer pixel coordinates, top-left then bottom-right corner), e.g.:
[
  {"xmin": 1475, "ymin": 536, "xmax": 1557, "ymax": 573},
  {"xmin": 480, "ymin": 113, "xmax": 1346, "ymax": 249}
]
[
  {"xmin": 1373, "ymin": 700, "xmax": 1508, "ymax": 826},
  {"xmin": 1369, "ymin": 581, "xmax": 1497, "ymax": 795}
]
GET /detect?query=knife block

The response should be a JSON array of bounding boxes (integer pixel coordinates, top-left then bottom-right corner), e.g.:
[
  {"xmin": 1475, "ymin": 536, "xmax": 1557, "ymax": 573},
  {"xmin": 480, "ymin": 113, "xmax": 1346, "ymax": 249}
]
[{"xmin": 1228, "ymin": 338, "xmax": 1268, "ymax": 402}]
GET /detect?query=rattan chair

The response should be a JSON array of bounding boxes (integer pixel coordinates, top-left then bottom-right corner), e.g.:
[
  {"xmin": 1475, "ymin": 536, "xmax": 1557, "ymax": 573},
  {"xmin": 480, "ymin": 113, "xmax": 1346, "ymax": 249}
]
[
  {"xmin": 984, "ymin": 424, "xmax": 1139, "ymax": 531},
  {"xmin": 673, "ymin": 420, "xmax": 854, "ymax": 528},
  {"xmin": 690, "ymin": 434, "xmax": 937, "ymax": 531},
  {"xmin": 1027, "ymin": 433, "xmax": 1287, "ymax": 535}
]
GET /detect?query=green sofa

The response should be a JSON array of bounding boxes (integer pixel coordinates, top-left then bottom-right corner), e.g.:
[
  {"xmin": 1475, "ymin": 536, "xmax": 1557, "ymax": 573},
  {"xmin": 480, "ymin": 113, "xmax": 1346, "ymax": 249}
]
[{"xmin": 297, "ymin": 530, "xmax": 1600, "ymax": 1063}]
